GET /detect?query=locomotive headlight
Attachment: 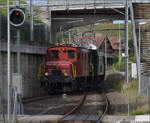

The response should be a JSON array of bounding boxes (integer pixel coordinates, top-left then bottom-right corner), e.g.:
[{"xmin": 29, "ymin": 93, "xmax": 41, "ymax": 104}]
[
  {"xmin": 64, "ymin": 72, "xmax": 68, "ymax": 76},
  {"xmin": 45, "ymin": 72, "xmax": 49, "ymax": 76}
]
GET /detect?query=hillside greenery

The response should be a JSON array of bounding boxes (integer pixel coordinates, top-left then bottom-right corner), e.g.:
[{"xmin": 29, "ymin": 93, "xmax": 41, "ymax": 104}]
[
  {"xmin": 0, "ymin": 0, "xmax": 25, "ymax": 14},
  {"xmin": 79, "ymin": 23, "xmax": 134, "ymax": 55},
  {"xmin": 0, "ymin": 0, "xmax": 49, "ymax": 43},
  {"xmin": 0, "ymin": 0, "xmax": 43, "ymax": 23},
  {"xmin": 0, "ymin": 0, "xmax": 14, "ymax": 5},
  {"xmin": 79, "ymin": 23, "xmax": 133, "ymax": 40}
]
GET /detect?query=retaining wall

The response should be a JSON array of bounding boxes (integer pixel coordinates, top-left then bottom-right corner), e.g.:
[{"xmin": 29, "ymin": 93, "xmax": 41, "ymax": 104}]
[{"xmin": 0, "ymin": 40, "xmax": 49, "ymax": 101}]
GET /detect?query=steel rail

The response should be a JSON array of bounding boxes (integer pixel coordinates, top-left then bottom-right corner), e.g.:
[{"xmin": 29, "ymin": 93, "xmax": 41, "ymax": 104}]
[
  {"xmin": 22, "ymin": 94, "xmax": 62, "ymax": 104},
  {"xmin": 97, "ymin": 94, "xmax": 109, "ymax": 123},
  {"xmin": 55, "ymin": 92, "xmax": 87, "ymax": 123}
]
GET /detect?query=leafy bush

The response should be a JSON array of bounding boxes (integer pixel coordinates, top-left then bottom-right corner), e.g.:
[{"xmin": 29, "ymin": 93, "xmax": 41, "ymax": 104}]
[
  {"xmin": 106, "ymin": 73, "xmax": 124, "ymax": 92},
  {"xmin": 114, "ymin": 56, "xmax": 136, "ymax": 72},
  {"xmin": 131, "ymin": 109, "xmax": 148, "ymax": 115},
  {"xmin": 129, "ymin": 56, "xmax": 136, "ymax": 62},
  {"xmin": 112, "ymin": 54, "xmax": 119, "ymax": 64},
  {"xmin": 114, "ymin": 60, "xmax": 125, "ymax": 72}
]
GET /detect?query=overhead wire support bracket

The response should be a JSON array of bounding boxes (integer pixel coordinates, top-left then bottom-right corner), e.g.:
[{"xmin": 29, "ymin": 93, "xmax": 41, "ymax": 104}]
[{"xmin": 110, "ymin": 7, "xmax": 125, "ymax": 15}]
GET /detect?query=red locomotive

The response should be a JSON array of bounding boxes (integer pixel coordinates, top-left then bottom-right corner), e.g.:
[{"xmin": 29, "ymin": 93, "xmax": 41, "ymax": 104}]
[{"xmin": 41, "ymin": 44, "xmax": 105, "ymax": 94}]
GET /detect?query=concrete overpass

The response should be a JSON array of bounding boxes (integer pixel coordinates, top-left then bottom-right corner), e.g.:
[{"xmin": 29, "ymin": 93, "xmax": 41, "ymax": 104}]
[
  {"xmin": 1, "ymin": 0, "xmax": 149, "ymax": 42},
  {"xmin": 28, "ymin": 0, "xmax": 149, "ymax": 42}
]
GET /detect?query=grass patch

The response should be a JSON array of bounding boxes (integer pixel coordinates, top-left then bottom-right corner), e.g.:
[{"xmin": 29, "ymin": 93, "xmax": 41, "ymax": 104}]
[
  {"xmin": 113, "ymin": 113, "xmax": 129, "ymax": 116},
  {"xmin": 105, "ymin": 72, "xmax": 124, "ymax": 92},
  {"xmin": 34, "ymin": 17, "xmax": 43, "ymax": 23},
  {"xmin": 0, "ymin": 8, "xmax": 7, "ymax": 15},
  {"xmin": 122, "ymin": 79, "xmax": 138, "ymax": 99},
  {"xmin": 0, "ymin": 0, "xmax": 26, "ymax": 15},
  {"xmin": 131, "ymin": 106, "xmax": 148, "ymax": 115},
  {"xmin": 79, "ymin": 23, "xmax": 133, "ymax": 41},
  {"xmin": 0, "ymin": 0, "xmax": 43, "ymax": 23},
  {"xmin": 97, "ymin": 110, "xmax": 102, "ymax": 115},
  {"xmin": 0, "ymin": 0, "xmax": 14, "ymax": 5},
  {"xmin": 114, "ymin": 60, "xmax": 125, "ymax": 72},
  {"xmin": 122, "ymin": 78, "xmax": 148, "ymax": 115},
  {"xmin": 0, "ymin": 0, "xmax": 26, "ymax": 5}
]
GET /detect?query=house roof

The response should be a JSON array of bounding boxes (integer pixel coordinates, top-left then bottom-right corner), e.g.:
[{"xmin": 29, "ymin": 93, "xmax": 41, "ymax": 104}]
[
  {"xmin": 108, "ymin": 37, "xmax": 125, "ymax": 50},
  {"xmin": 73, "ymin": 35, "xmax": 105, "ymax": 47},
  {"xmin": 73, "ymin": 35, "xmax": 125, "ymax": 50}
]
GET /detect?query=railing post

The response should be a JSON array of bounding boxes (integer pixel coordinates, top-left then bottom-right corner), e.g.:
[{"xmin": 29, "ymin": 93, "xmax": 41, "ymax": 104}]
[
  {"xmin": 7, "ymin": 0, "xmax": 11, "ymax": 120},
  {"xmin": 0, "ymin": 14, "xmax": 1, "ymax": 41},
  {"xmin": 30, "ymin": 0, "xmax": 34, "ymax": 41},
  {"xmin": 13, "ymin": 88, "xmax": 17, "ymax": 122},
  {"xmin": 149, "ymin": 77, "xmax": 150, "ymax": 122},
  {"xmin": 125, "ymin": 0, "xmax": 129, "ymax": 84}
]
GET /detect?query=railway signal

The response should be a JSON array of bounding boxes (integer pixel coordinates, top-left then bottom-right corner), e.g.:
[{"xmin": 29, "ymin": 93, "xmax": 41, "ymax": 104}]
[{"xmin": 10, "ymin": 8, "xmax": 25, "ymax": 27}]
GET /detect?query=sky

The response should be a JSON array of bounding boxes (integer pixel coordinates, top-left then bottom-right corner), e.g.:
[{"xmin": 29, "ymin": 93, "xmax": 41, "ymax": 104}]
[{"xmin": 113, "ymin": 20, "xmax": 125, "ymax": 24}]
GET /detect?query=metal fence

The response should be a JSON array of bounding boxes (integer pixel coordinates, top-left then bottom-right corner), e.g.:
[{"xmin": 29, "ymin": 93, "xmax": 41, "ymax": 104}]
[
  {"xmin": 0, "ymin": 88, "xmax": 17, "ymax": 123},
  {"xmin": 0, "ymin": 13, "xmax": 51, "ymax": 44},
  {"xmin": 116, "ymin": 121, "xmax": 150, "ymax": 123},
  {"xmin": 0, "ymin": 0, "xmax": 150, "ymax": 9},
  {"xmin": 26, "ymin": 0, "xmax": 125, "ymax": 9},
  {"xmin": 25, "ymin": 0, "xmax": 150, "ymax": 9}
]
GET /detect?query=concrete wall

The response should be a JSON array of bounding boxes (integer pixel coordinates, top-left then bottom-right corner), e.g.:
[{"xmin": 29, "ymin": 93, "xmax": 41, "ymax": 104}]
[
  {"xmin": 0, "ymin": 40, "xmax": 49, "ymax": 100},
  {"xmin": 134, "ymin": 3, "xmax": 150, "ymax": 77}
]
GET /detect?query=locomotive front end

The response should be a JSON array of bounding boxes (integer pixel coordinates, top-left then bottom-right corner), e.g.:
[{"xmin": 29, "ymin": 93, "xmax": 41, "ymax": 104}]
[
  {"xmin": 41, "ymin": 46, "xmax": 77, "ymax": 94},
  {"xmin": 43, "ymin": 60, "xmax": 73, "ymax": 83}
]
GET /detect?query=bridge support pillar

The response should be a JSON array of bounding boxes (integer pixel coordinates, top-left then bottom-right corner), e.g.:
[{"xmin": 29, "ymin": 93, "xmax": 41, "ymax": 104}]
[{"xmin": 51, "ymin": 24, "xmax": 57, "ymax": 44}]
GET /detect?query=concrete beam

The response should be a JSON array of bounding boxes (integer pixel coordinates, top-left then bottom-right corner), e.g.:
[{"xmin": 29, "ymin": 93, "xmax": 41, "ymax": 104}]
[
  {"xmin": 0, "ymin": 42, "xmax": 48, "ymax": 54},
  {"xmin": 50, "ymin": 12, "xmax": 125, "ymax": 40}
]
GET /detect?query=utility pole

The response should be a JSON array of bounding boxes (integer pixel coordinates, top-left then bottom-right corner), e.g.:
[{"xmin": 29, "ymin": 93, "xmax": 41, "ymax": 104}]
[
  {"xmin": 130, "ymin": 2, "xmax": 140, "ymax": 92},
  {"xmin": 17, "ymin": 30, "xmax": 21, "ymax": 73},
  {"xmin": 30, "ymin": 0, "xmax": 34, "ymax": 41},
  {"xmin": 7, "ymin": 0, "xmax": 11, "ymax": 120},
  {"xmin": 18, "ymin": 0, "xmax": 20, "ymax": 5},
  {"xmin": 17, "ymin": 0, "xmax": 22, "ymax": 115},
  {"xmin": 138, "ymin": 21, "xmax": 146, "ymax": 92},
  {"xmin": 138, "ymin": 24, "xmax": 141, "ymax": 92},
  {"xmin": 60, "ymin": 27, "xmax": 64, "ymax": 42},
  {"xmin": 47, "ymin": 0, "xmax": 51, "ymax": 43},
  {"xmin": 105, "ymin": 36, "xmax": 107, "ymax": 70},
  {"xmin": 17, "ymin": 0, "xmax": 21, "ymax": 73},
  {"xmin": 119, "ymin": 23, "xmax": 121, "ymax": 69},
  {"xmin": 68, "ymin": 30, "xmax": 71, "ymax": 43},
  {"xmin": 125, "ymin": 0, "xmax": 129, "ymax": 84},
  {"xmin": 0, "ymin": 14, "xmax": 1, "ymax": 41}
]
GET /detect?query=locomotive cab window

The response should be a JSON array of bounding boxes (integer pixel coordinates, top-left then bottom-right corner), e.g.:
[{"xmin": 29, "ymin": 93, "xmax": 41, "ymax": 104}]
[
  {"xmin": 77, "ymin": 53, "xmax": 80, "ymax": 61},
  {"xmin": 52, "ymin": 50, "xmax": 59, "ymax": 59},
  {"xmin": 68, "ymin": 50, "xmax": 75, "ymax": 59},
  {"xmin": 46, "ymin": 53, "xmax": 50, "ymax": 61}
]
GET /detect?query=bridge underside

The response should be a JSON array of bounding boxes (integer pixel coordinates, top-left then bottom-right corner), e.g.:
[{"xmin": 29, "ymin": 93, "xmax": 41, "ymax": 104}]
[{"xmin": 51, "ymin": 7, "xmax": 125, "ymax": 42}]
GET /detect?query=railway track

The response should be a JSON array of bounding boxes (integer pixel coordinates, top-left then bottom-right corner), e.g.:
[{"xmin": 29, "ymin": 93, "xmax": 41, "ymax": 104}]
[
  {"xmin": 54, "ymin": 92, "xmax": 109, "ymax": 123},
  {"xmin": 22, "ymin": 94, "xmax": 62, "ymax": 104},
  {"xmin": 23, "ymin": 91, "xmax": 109, "ymax": 122},
  {"xmin": 55, "ymin": 92, "xmax": 87, "ymax": 123},
  {"xmin": 97, "ymin": 94, "xmax": 109, "ymax": 123}
]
